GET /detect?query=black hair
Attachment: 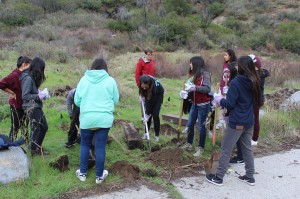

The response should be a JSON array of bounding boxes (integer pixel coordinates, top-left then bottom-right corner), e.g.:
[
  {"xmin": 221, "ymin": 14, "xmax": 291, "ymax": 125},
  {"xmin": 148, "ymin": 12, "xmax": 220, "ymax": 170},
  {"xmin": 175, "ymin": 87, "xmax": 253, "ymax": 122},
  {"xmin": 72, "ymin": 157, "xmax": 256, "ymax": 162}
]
[
  {"xmin": 190, "ymin": 56, "xmax": 206, "ymax": 85},
  {"xmin": 28, "ymin": 57, "xmax": 46, "ymax": 88},
  {"xmin": 17, "ymin": 56, "xmax": 32, "ymax": 68},
  {"xmin": 91, "ymin": 58, "xmax": 108, "ymax": 72},
  {"xmin": 228, "ymin": 61, "xmax": 237, "ymax": 81},
  {"xmin": 225, "ymin": 49, "xmax": 237, "ymax": 63},
  {"xmin": 139, "ymin": 75, "xmax": 153, "ymax": 100},
  {"xmin": 237, "ymin": 56, "xmax": 262, "ymax": 107}
]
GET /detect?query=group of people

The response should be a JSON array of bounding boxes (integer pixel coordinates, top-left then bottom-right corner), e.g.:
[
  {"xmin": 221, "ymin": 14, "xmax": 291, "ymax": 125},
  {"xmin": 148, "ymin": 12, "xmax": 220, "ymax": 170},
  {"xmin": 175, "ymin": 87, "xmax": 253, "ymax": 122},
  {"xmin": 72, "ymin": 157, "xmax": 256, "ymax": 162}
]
[{"xmin": 0, "ymin": 47, "xmax": 269, "ymax": 186}]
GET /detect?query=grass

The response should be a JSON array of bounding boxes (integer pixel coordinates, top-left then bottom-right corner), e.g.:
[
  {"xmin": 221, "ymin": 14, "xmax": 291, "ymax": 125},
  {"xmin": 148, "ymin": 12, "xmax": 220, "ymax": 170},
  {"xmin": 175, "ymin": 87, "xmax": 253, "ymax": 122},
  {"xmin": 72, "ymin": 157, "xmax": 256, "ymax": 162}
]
[{"xmin": 0, "ymin": 51, "xmax": 300, "ymax": 198}]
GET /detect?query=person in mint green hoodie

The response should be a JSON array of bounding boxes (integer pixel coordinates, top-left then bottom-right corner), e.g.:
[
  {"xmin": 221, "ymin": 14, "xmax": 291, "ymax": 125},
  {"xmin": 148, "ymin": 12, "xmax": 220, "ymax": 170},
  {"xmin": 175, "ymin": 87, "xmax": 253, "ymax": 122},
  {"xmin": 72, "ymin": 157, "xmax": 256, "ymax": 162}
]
[{"xmin": 74, "ymin": 58, "xmax": 119, "ymax": 184}]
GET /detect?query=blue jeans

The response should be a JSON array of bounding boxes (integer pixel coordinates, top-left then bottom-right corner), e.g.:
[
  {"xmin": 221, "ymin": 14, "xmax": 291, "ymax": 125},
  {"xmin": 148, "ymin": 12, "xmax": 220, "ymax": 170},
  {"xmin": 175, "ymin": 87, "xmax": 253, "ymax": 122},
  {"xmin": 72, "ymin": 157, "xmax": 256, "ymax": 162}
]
[
  {"xmin": 80, "ymin": 128, "xmax": 109, "ymax": 177},
  {"xmin": 187, "ymin": 103, "xmax": 210, "ymax": 148}
]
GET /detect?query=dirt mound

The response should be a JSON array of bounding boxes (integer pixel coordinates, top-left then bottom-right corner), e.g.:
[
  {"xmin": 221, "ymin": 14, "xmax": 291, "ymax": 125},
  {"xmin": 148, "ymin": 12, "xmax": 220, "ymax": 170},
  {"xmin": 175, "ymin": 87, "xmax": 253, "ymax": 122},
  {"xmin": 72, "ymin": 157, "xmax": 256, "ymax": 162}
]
[
  {"xmin": 265, "ymin": 88, "xmax": 299, "ymax": 109},
  {"xmin": 49, "ymin": 155, "xmax": 69, "ymax": 172},
  {"xmin": 52, "ymin": 85, "xmax": 72, "ymax": 97},
  {"xmin": 109, "ymin": 161, "xmax": 140, "ymax": 182},
  {"xmin": 160, "ymin": 123, "xmax": 178, "ymax": 136}
]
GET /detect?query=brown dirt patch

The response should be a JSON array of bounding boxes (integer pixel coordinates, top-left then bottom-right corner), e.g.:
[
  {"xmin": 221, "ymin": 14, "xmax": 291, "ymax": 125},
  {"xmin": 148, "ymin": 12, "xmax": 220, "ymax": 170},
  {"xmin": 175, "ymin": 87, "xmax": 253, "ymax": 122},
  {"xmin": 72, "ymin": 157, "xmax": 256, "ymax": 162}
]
[
  {"xmin": 160, "ymin": 123, "xmax": 178, "ymax": 136},
  {"xmin": 265, "ymin": 88, "xmax": 299, "ymax": 109},
  {"xmin": 49, "ymin": 155, "xmax": 69, "ymax": 172},
  {"xmin": 109, "ymin": 161, "xmax": 140, "ymax": 182},
  {"xmin": 52, "ymin": 85, "xmax": 72, "ymax": 97}
]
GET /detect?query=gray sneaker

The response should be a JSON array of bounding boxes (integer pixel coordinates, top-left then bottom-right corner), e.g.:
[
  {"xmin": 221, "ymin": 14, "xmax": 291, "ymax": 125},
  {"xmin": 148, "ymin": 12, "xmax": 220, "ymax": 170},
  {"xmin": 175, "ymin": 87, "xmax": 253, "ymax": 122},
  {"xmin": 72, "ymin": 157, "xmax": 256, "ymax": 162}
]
[
  {"xmin": 96, "ymin": 170, "xmax": 108, "ymax": 184},
  {"xmin": 193, "ymin": 147, "xmax": 203, "ymax": 157},
  {"xmin": 182, "ymin": 143, "xmax": 193, "ymax": 151},
  {"xmin": 76, "ymin": 169, "xmax": 86, "ymax": 182}
]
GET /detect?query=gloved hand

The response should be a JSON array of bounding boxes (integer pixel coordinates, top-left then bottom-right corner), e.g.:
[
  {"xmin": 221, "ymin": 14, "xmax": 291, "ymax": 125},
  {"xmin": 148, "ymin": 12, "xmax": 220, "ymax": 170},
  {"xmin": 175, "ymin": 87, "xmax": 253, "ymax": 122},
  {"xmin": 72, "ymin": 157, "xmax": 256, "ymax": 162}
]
[
  {"xmin": 214, "ymin": 95, "xmax": 224, "ymax": 105},
  {"xmin": 38, "ymin": 92, "xmax": 46, "ymax": 100},
  {"xmin": 179, "ymin": 90, "xmax": 188, "ymax": 99},
  {"xmin": 223, "ymin": 86, "xmax": 229, "ymax": 95},
  {"xmin": 184, "ymin": 83, "xmax": 196, "ymax": 92},
  {"xmin": 142, "ymin": 114, "xmax": 151, "ymax": 123},
  {"xmin": 40, "ymin": 88, "xmax": 50, "ymax": 99}
]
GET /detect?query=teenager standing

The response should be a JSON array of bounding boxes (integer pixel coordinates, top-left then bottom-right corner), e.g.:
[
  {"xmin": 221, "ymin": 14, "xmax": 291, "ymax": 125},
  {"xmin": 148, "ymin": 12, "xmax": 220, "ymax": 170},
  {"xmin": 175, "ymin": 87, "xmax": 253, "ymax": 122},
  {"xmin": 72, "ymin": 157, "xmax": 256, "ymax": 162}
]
[
  {"xmin": 21, "ymin": 57, "xmax": 49, "ymax": 155},
  {"xmin": 206, "ymin": 56, "xmax": 262, "ymax": 186},
  {"xmin": 75, "ymin": 58, "xmax": 119, "ymax": 184},
  {"xmin": 0, "ymin": 56, "xmax": 31, "ymax": 141}
]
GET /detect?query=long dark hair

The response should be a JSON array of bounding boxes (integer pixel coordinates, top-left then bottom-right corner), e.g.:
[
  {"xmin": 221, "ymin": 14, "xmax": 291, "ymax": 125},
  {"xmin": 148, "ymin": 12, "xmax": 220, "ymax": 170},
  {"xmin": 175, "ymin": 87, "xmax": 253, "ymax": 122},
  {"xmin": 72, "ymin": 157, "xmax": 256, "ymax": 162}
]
[
  {"xmin": 91, "ymin": 58, "xmax": 108, "ymax": 72},
  {"xmin": 139, "ymin": 75, "xmax": 153, "ymax": 100},
  {"xmin": 226, "ymin": 49, "xmax": 237, "ymax": 63},
  {"xmin": 28, "ymin": 57, "xmax": 46, "ymax": 88},
  {"xmin": 190, "ymin": 56, "xmax": 206, "ymax": 85},
  {"xmin": 237, "ymin": 56, "xmax": 262, "ymax": 107}
]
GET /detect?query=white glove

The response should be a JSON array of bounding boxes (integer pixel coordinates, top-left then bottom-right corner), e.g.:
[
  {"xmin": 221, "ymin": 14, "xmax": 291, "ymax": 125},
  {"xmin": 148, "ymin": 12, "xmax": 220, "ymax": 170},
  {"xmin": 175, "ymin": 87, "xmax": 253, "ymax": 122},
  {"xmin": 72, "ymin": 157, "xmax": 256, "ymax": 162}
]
[
  {"xmin": 39, "ymin": 88, "xmax": 50, "ymax": 99},
  {"xmin": 184, "ymin": 83, "xmax": 196, "ymax": 92},
  {"xmin": 142, "ymin": 114, "xmax": 151, "ymax": 123},
  {"xmin": 180, "ymin": 90, "xmax": 188, "ymax": 99},
  {"xmin": 213, "ymin": 92, "xmax": 222, "ymax": 99},
  {"xmin": 223, "ymin": 86, "xmax": 229, "ymax": 95}
]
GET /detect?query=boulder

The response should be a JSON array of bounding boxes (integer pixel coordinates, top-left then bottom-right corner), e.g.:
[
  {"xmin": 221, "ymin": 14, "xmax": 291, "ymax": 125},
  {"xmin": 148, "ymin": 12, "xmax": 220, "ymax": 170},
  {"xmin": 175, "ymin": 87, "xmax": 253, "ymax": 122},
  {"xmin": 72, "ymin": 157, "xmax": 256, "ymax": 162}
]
[
  {"xmin": 0, "ymin": 147, "xmax": 30, "ymax": 184},
  {"xmin": 279, "ymin": 91, "xmax": 300, "ymax": 111}
]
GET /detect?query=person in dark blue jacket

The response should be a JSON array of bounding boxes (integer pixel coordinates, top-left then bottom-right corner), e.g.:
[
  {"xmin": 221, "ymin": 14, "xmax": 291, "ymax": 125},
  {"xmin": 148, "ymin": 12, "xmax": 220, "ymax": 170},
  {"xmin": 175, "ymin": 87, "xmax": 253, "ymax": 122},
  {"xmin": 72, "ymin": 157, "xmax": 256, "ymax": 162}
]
[{"xmin": 206, "ymin": 56, "xmax": 262, "ymax": 186}]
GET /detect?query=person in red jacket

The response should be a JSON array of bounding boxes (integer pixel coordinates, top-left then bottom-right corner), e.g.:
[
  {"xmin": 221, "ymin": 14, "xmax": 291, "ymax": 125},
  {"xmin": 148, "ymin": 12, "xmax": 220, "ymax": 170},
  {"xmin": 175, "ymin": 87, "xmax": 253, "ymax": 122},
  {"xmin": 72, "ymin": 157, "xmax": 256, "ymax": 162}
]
[
  {"xmin": 0, "ymin": 56, "xmax": 32, "ymax": 141},
  {"xmin": 135, "ymin": 47, "xmax": 156, "ymax": 87}
]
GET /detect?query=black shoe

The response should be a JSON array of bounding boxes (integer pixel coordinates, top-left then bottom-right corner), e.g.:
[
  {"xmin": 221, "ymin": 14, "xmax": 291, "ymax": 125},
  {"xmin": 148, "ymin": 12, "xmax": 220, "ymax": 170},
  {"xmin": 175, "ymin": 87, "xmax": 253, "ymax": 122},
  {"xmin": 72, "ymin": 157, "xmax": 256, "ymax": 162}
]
[
  {"xmin": 238, "ymin": 175, "xmax": 255, "ymax": 186},
  {"xmin": 65, "ymin": 140, "xmax": 77, "ymax": 148},
  {"xmin": 206, "ymin": 174, "xmax": 223, "ymax": 186},
  {"xmin": 229, "ymin": 157, "xmax": 245, "ymax": 165}
]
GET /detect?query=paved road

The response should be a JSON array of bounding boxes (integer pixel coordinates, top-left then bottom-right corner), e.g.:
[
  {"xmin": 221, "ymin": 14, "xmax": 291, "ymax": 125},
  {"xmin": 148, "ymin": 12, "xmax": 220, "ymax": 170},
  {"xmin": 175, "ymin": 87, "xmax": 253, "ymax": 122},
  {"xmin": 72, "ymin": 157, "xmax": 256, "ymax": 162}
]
[{"xmin": 84, "ymin": 149, "xmax": 300, "ymax": 199}]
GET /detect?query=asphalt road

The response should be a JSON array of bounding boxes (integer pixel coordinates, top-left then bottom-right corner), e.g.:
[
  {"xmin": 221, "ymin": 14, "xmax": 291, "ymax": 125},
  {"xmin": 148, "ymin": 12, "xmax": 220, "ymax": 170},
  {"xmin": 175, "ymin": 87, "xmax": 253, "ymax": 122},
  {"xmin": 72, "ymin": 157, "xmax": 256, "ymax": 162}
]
[{"xmin": 84, "ymin": 149, "xmax": 300, "ymax": 199}]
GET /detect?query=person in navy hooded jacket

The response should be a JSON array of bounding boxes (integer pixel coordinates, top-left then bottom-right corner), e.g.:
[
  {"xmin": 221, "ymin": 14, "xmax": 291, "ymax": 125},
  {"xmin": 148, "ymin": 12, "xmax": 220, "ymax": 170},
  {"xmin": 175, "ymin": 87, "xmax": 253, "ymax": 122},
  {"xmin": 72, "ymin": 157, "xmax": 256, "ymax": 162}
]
[{"xmin": 206, "ymin": 56, "xmax": 262, "ymax": 186}]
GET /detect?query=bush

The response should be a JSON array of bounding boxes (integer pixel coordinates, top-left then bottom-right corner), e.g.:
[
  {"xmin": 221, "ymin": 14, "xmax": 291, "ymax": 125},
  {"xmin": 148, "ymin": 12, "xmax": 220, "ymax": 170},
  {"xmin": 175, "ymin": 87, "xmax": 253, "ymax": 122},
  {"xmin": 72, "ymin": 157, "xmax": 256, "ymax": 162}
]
[
  {"xmin": 207, "ymin": 2, "xmax": 224, "ymax": 18},
  {"xmin": 206, "ymin": 24, "xmax": 237, "ymax": 48},
  {"xmin": 27, "ymin": 0, "xmax": 78, "ymax": 13},
  {"xmin": 274, "ymin": 22, "xmax": 300, "ymax": 54},
  {"xmin": 163, "ymin": 0, "xmax": 192, "ymax": 16},
  {"xmin": 20, "ymin": 24, "xmax": 63, "ymax": 42},
  {"xmin": 240, "ymin": 28, "xmax": 271, "ymax": 50},
  {"xmin": 187, "ymin": 29, "xmax": 213, "ymax": 51},
  {"xmin": 77, "ymin": 0, "xmax": 102, "ymax": 12},
  {"xmin": 107, "ymin": 19, "xmax": 134, "ymax": 32},
  {"xmin": 0, "ymin": 3, "xmax": 44, "ymax": 26}
]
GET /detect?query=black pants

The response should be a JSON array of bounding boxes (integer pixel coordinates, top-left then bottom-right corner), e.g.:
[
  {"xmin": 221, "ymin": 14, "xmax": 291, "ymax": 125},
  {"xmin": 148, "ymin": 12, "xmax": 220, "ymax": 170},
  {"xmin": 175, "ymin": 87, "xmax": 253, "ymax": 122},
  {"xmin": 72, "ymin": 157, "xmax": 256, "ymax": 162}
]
[
  {"xmin": 146, "ymin": 94, "xmax": 164, "ymax": 137},
  {"xmin": 9, "ymin": 106, "xmax": 28, "ymax": 142},
  {"xmin": 68, "ymin": 105, "xmax": 80, "ymax": 143},
  {"xmin": 26, "ymin": 107, "xmax": 48, "ymax": 151}
]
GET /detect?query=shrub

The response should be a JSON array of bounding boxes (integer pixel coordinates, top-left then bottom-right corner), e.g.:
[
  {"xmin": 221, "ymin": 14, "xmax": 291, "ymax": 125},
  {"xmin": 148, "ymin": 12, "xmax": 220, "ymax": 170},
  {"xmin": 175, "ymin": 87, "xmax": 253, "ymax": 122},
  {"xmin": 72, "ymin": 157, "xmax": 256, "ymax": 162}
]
[
  {"xmin": 107, "ymin": 19, "xmax": 134, "ymax": 32},
  {"xmin": 77, "ymin": 0, "xmax": 102, "ymax": 12},
  {"xmin": 0, "ymin": 3, "xmax": 44, "ymax": 26},
  {"xmin": 207, "ymin": 2, "xmax": 224, "ymax": 18},
  {"xmin": 206, "ymin": 24, "xmax": 237, "ymax": 48},
  {"xmin": 27, "ymin": 0, "xmax": 78, "ymax": 13},
  {"xmin": 274, "ymin": 22, "xmax": 300, "ymax": 54},
  {"xmin": 240, "ymin": 28, "xmax": 271, "ymax": 50},
  {"xmin": 163, "ymin": 0, "xmax": 192, "ymax": 16},
  {"xmin": 20, "ymin": 24, "xmax": 63, "ymax": 42},
  {"xmin": 187, "ymin": 29, "xmax": 213, "ymax": 51}
]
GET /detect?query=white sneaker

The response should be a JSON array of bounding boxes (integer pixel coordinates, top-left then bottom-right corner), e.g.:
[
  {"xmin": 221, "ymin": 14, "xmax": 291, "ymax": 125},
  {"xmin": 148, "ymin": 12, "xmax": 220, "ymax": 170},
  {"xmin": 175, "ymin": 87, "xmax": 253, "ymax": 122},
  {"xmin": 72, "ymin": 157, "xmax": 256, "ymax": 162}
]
[
  {"xmin": 251, "ymin": 140, "xmax": 258, "ymax": 146},
  {"xmin": 76, "ymin": 169, "xmax": 86, "ymax": 182},
  {"xmin": 182, "ymin": 126, "xmax": 189, "ymax": 134},
  {"xmin": 181, "ymin": 143, "xmax": 193, "ymax": 151},
  {"xmin": 193, "ymin": 147, "xmax": 203, "ymax": 157},
  {"xmin": 142, "ymin": 133, "xmax": 148, "ymax": 140},
  {"xmin": 96, "ymin": 170, "xmax": 108, "ymax": 184},
  {"xmin": 155, "ymin": 136, "xmax": 159, "ymax": 142}
]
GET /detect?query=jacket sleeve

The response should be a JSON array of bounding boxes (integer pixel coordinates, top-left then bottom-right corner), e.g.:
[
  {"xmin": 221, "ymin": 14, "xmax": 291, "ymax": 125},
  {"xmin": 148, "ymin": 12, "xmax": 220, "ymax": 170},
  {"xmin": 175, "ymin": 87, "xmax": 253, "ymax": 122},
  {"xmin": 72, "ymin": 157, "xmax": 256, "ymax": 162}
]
[
  {"xmin": 113, "ymin": 80, "xmax": 119, "ymax": 105},
  {"xmin": 0, "ymin": 73, "xmax": 13, "ymax": 91},
  {"xmin": 220, "ymin": 82, "xmax": 238, "ymax": 110},
  {"xmin": 262, "ymin": 69, "xmax": 270, "ymax": 78},
  {"xmin": 66, "ymin": 89, "xmax": 75, "ymax": 117},
  {"xmin": 135, "ymin": 60, "xmax": 143, "ymax": 87},
  {"xmin": 195, "ymin": 72, "xmax": 211, "ymax": 93},
  {"xmin": 22, "ymin": 76, "xmax": 40, "ymax": 102}
]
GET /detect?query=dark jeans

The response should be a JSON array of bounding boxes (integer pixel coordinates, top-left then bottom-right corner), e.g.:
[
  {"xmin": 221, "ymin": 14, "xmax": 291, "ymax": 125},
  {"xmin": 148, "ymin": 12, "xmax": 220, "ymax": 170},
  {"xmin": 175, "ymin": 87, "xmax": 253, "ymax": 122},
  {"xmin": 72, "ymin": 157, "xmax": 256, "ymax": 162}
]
[
  {"xmin": 80, "ymin": 128, "xmax": 109, "ymax": 177},
  {"xmin": 68, "ymin": 105, "xmax": 80, "ymax": 143},
  {"xmin": 187, "ymin": 103, "xmax": 210, "ymax": 148},
  {"xmin": 26, "ymin": 108, "xmax": 48, "ymax": 151},
  {"xmin": 252, "ymin": 105, "xmax": 260, "ymax": 141},
  {"xmin": 9, "ymin": 106, "xmax": 28, "ymax": 141},
  {"xmin": 146, "ymin": 94, "xmax": 163, "ymax": 136}
]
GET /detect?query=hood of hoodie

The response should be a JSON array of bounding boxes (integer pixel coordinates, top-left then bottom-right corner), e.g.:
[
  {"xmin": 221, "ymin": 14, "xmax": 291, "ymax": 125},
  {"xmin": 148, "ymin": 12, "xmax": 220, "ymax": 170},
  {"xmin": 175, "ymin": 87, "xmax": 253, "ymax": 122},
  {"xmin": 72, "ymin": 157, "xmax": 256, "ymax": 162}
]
[
  {"xmin": 235, "ymin": 75, "xmax": 253, "ymax": 91},
  {"xmin": 20, "ymin": 69, "xmax": 30, "ymax": 81},
  {"xmin": 84, "ymin": 70, "xmax": 109, "ymax": 84}
]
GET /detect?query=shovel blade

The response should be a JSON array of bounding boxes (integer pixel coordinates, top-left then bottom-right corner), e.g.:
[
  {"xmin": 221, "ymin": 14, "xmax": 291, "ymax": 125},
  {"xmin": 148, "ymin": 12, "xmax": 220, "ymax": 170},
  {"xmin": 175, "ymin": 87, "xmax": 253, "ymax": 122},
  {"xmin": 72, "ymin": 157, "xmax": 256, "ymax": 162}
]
[{"xmin": 204, "ymin": 152, "xmax": 220, "ymax": 175}]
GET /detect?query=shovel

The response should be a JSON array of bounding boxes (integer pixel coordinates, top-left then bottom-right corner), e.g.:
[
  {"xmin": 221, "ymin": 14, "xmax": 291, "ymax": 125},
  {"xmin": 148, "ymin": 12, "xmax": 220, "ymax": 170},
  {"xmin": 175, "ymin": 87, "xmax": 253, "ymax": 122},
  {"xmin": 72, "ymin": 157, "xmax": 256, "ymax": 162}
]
[
  {"xmin": 204, "ymin": 83, "xmax": 220, "ymax": 175},
  {"xmin": 139, "ymin": 95, "xmax": 151, "ymax": 152},
  {"xmin": 176, "ymin": 81, "xmax": 187, "ymax": 148}
]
